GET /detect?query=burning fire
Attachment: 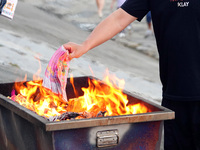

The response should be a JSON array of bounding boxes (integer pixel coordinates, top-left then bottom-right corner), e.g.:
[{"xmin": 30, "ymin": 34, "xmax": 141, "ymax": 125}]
[{"xmin": 9, "ymin": 70, "xmax": 151, "ymax": 120}]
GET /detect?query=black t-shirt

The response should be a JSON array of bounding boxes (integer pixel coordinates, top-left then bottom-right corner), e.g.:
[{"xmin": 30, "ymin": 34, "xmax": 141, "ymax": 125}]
[{"xmin": 121, "ymin": 0, "xmax": 200, "ymax": 101}]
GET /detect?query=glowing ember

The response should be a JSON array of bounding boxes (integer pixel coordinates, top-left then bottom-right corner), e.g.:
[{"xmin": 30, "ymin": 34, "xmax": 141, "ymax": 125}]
[{"xmin": 8, "ymin": 71, "xmax": 151, "ymax": 120}]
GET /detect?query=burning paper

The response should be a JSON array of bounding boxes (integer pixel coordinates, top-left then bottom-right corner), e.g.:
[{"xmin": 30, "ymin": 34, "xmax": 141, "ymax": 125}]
[
  {"xmin": 42, "ymin": 45, "xmax": 70, "ymax": 102},
  {"xmin": 8, "ymin": 75, "xmax": 151, "ymax": 121}
]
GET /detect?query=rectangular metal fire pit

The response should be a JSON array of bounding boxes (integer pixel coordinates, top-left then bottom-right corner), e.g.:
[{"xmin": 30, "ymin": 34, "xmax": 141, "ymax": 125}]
[{"xmin": 0, "ymin": 76, "xmax": 174, "ymax": 150}]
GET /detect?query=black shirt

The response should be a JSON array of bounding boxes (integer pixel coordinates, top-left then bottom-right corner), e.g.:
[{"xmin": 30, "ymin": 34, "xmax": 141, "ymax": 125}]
[{"xmin": 121, "ymin": 0, "xmax": 200, "ymax": 101}]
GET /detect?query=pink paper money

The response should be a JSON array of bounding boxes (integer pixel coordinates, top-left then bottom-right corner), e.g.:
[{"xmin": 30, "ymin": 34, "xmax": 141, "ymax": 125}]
[{"xmin": 42, "ymin": 45, "xmax": 70, "ymax": 102}]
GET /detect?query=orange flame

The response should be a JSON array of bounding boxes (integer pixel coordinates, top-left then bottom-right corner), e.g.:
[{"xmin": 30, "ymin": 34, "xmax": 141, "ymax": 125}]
[
  {"xmin": 9, "ymin": 69, "xmax": 151, "ymax": 120},
  {"xmin": 66, "ymin": 71, "xmax": 151, "ymax": 118},
  {"xmin": 11, "ymin": 80, "xmax": 67, "ymax": 118}
]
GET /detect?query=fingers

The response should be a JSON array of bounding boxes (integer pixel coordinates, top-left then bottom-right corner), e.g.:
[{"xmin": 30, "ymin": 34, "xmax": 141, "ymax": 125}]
[
  {"xmin": 63, "ymin": 44, "xmax": 72, "ymax": 53},
  {"xmin": 63, "ymin": 43, "xmax": 74, "ymax": 60},
  {"xmin": 62, "ymin": 42, "xmax": 84, "ymax": 59},
  {"xmin": 69, "ymin": 53, "xmax": 73, "ymax": 61}
]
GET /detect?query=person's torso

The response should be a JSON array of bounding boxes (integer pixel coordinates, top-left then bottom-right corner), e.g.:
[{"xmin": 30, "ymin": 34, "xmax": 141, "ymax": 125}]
[
  {"xmin": 150, "ymin": 0, "xmax": 200, "ymax": 100},
  {"xmin": 121, "ymin": 0, "xmax": 200, "ymax": 100}
]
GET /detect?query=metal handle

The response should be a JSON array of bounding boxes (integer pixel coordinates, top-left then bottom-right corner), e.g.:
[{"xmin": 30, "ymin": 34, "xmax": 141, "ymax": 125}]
[{"xmin": 96, "ymin": 129, "xmax": 119, "ymax": 148}]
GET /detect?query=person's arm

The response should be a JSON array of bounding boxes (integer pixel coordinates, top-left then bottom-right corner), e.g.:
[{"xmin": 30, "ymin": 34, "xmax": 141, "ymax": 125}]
[{"xmin": 63, "ymin": 8, "xmax": 137, "ymax": 59}]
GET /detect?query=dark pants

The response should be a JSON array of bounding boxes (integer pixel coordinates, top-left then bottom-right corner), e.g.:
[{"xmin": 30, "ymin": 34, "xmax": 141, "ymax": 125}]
[
  {"xmin": 0, "ymin": 0, "xmax": 6, "ymax": 14},
  {"xmin": 162, "ymin": 99, "xmax": 200, "ymax": 150},
  {"xmin": 146, "ymin": 11, "xmax": 151, "ymax": 23}
]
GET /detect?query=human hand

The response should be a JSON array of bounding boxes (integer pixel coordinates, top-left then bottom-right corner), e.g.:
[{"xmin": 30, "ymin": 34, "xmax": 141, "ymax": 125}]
[{"xmin": 63, "ymin": 42, "xmax": 87, "ymax": 60}]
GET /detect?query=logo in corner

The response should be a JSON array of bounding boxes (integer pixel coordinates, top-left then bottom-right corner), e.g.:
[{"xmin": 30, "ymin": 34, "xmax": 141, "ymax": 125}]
[{"xmin": 170, "ymin": 0, "xmax": 190, "ymax": 7}]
